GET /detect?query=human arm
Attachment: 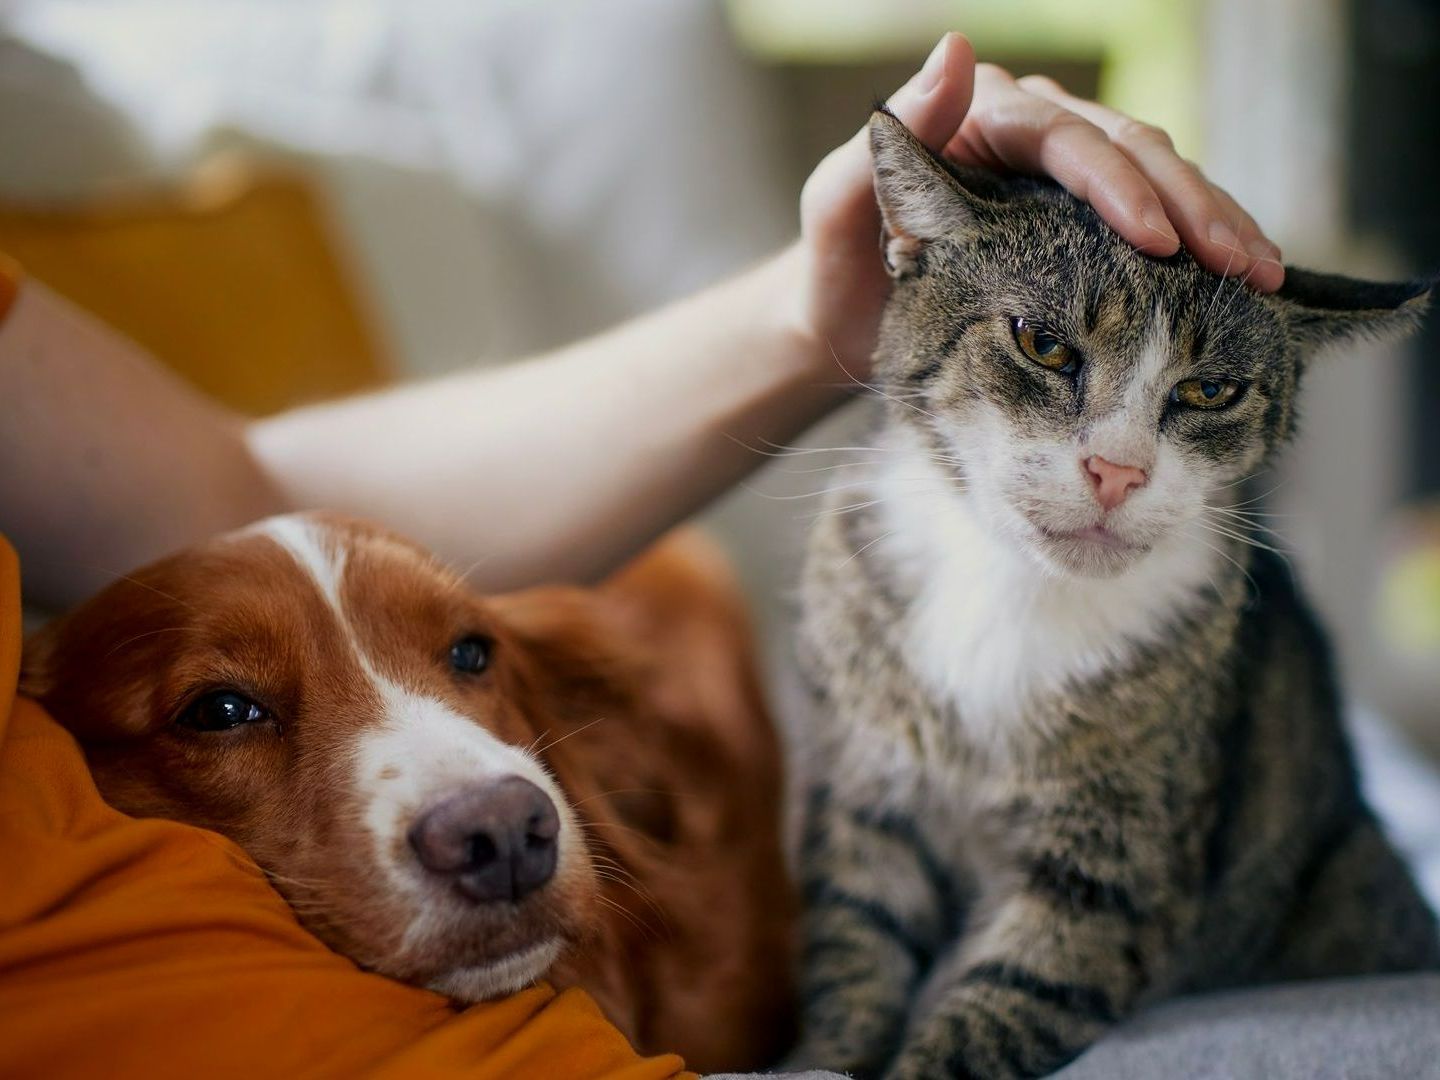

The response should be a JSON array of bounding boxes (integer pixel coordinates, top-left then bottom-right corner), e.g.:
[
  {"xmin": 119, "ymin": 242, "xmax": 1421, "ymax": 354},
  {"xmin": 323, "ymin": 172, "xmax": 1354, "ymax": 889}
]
[
  {"xmin": 1, "ymin": 34, "xmax": 1283, "ymax": 608},
  {"xmin": 240, "ymin": 34, "xmax": 1288, "ymax": 592}
]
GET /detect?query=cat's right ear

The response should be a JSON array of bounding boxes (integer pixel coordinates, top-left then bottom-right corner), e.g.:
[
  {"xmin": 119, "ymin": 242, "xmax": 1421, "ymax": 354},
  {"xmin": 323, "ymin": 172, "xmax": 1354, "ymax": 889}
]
[
  {"xmin": 1275, "ymin": 267, "xmax": 1433, "ymax": 354},
  {"xmin": 870, "ymin": 106, "xmax": 981, "ymax": 278}
]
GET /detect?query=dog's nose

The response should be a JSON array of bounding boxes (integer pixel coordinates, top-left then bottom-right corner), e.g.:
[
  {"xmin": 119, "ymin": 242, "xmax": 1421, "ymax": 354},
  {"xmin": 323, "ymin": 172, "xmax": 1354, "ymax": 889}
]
[
  {"xmin": 1083, "ymin": 454, "xmax": 1148, "ymax": 511},
  {"xmin": 407, "ymin": 776, "xmax": 560, "ymax": 903}
]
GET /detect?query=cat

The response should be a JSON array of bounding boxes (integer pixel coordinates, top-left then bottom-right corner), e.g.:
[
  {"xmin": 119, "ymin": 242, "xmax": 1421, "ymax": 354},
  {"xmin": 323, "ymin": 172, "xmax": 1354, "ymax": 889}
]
[{"xmin": 788, "ymin": 107, "xmax": 1440, "ymax": 1080}]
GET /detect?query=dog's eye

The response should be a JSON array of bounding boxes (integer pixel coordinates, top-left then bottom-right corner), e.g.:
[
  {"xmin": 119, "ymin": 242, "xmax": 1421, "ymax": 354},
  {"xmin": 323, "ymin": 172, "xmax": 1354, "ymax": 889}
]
[
  {"xmin": 179, "ymin": 690, "xmax": 268, "ymax": 732},
  {"xmin": 450, "ymin": 635, "xmax": 492, "ymax": 675},
  {"xmin": 1011, "ymin": 317, "xmax": 1079, "ymax": 375}
]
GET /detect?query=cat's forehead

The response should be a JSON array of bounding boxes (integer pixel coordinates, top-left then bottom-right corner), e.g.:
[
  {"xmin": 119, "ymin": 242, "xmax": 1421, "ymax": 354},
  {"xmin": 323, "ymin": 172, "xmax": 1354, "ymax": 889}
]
[{"xmin": 984, "ymin": 192, "xmax": 1281, "ymax": 365}]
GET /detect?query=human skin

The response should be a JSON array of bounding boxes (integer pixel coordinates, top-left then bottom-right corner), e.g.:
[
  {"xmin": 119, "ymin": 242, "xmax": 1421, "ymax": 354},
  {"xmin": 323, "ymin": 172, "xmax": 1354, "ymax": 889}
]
[{"xmin": 0, "ymin": 33, "xmax": 1282, "ymax": 609}]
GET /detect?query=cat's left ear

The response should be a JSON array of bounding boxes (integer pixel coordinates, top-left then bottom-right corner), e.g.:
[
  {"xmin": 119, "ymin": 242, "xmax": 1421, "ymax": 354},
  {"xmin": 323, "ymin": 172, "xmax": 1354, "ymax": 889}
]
[
  {"xmin": 869, "ymin": 106, "xmax": 984, "ymax": 278},
  {"xmin": 1275, "ymin": 267, "xmax": 1433, "ymax": 353}
]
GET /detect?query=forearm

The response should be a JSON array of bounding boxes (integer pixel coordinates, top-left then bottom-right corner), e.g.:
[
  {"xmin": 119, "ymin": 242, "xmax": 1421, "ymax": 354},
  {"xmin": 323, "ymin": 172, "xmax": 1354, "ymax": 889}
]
[
  {"xmin": 0, "ymin": 278, "xmax": 282, "ymax": 609},
  {"xmin": 3, "ymin": 247, "xmax": 840, "ymax": 609},
  {"xmin": 249, "ymin": 244, "xmax": 841, "ymax": 589}
]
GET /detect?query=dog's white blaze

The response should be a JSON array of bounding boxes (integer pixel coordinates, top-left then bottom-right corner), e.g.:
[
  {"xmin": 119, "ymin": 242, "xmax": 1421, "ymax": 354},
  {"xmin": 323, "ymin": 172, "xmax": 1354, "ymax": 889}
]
[
  {"xmin": 249, "ymin": 514, "xmax": 577, "ymax": 987},
  {"xmin": 249, "ymin": 514, "xmax": 350, "ymax": 618},
  {"xmin": 357, "ymin": 679, "xmax": 582, "ymax": 970}
]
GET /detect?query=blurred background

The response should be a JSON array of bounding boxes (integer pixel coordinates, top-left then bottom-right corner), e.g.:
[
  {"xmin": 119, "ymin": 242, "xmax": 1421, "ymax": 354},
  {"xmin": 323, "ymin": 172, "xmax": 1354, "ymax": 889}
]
[{"xmin": 1, "ymin": 0, "xmax": 1437, "ymax": 839}]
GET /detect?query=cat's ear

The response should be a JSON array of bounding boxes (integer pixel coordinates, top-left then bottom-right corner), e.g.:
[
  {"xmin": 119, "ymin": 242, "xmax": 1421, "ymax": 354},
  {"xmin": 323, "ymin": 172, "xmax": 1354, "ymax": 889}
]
[
  {"xmin": 1276, "ymin": 267, "xmax": 1432, "ymax": 353},
  {"xmin": 869, "ymin": 106, "xmax": 982, "ymax": 278}
]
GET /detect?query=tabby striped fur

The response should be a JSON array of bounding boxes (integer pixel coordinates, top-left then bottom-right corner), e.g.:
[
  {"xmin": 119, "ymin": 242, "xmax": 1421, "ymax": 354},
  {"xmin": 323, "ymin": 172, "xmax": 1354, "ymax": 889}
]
[{"xmin": 789, "ymin": 110, "xmax": 1439, "ymax": 1080}]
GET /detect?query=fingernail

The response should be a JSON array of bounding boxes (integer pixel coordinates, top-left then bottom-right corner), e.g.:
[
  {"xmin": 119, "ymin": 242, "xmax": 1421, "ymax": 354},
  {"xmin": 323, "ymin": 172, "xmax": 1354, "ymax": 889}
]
[
  {"xmin": 1208, "ymin": 220, "xmax": 1243, "ymax": 253},
  {"xmin": 917, "ymin": 34, "xmax": 950, "ymax": 93},
  {"xmin": 1245, "ymin": 236, "xmax": 1280, "ymax": 262},
  {"xmin": 1141, "ymin": 204, "xmax": 1179, "ymax": 245}
]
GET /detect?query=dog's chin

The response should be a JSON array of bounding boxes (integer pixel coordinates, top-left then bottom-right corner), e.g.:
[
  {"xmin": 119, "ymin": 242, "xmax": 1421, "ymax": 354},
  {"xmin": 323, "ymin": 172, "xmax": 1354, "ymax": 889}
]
[
  {"xmin": 1025, "ymin": 522, "xmax": 1152, "ymax": 579},
  {"xmin": 426, "ymin": 937, "xmax": 564, "ymax": 1002}
]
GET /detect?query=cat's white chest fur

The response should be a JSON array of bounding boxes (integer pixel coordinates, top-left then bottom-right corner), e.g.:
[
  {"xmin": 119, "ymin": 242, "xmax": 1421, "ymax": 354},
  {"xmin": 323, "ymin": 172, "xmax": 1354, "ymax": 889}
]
[{"xmin": 871, "ymin": 441, "xmax": 1220, "ymax": 756}]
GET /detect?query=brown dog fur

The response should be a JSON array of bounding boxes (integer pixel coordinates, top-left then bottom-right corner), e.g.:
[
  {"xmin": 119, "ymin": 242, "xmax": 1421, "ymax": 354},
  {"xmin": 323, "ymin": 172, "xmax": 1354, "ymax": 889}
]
[{"xmin": 22, "ymin": 519, "xmax": 795, "ymax": 1072}]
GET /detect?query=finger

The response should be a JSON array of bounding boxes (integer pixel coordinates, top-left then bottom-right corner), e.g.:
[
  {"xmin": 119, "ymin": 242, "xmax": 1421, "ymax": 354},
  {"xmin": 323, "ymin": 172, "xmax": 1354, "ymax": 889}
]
[
  {"xmin": 1017, "ymin": 76, "xmax": 1283, "ymax": 291},
  {"xmin": 941, "ymin": 62, "xmax": 1014, "ymax": 170},
  {"xmin": 1204, "ymin": 180, "xmax": 1284, "ymax": 290},
  {"xmin": 957, "ymin": 67, "xmax": 1180, "ymax": 255},
  {"xmin": 801, "ymin": 32, "xmax": 977, "ymax": 249},
  {"xmin": 886, "ymin": 31, "xmax": 977, "ymax": 152}
]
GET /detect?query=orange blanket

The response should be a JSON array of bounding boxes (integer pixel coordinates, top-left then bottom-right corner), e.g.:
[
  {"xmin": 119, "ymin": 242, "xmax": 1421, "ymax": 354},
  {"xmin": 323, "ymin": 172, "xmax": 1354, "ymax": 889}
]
[{"xmin": 0, "ymin": 542, "xmax": 691, "ymax": 1077}]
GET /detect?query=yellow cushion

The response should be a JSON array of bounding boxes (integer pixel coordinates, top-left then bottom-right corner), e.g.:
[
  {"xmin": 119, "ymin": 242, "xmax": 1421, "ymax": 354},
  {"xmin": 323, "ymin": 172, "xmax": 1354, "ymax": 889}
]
[{"xmin": 0, "ymin": 156, "xmax": 390, "ymax": 415}]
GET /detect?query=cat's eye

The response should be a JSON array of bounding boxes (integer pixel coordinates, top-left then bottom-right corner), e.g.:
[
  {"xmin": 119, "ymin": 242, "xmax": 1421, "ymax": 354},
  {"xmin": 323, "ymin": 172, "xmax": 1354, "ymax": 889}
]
[
  {"xmin": 177, "ymin": 690, "xmax": 269, "ymax": 732},
  {"xmin": 1170, "ymin": 378, "xmax": 1244, "ymax": 410},
  {"xmin": 450, "ymin": 635, "xmax": 492, "ymax": 675},
  {"xmin": 1011, "ymin": 317, "xmax": 1079, "ymax": 375}
]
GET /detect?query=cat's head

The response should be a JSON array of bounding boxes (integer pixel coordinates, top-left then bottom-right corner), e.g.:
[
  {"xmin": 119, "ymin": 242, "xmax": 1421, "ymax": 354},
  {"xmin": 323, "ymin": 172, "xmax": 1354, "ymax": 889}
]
[{"xmin": 869, "ymin": 107, "xmax": 1430, "ymax": 579}]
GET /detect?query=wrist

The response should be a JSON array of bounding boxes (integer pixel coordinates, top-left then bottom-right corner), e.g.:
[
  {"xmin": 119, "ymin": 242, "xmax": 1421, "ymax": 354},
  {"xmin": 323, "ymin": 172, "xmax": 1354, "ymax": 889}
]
[{"xmin": 757, "ymin": 242, "xmax": 834, "ymax": 386}]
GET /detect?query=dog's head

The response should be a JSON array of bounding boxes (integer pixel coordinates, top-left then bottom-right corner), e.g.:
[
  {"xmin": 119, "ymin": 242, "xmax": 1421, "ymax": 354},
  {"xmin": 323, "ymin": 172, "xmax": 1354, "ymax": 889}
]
[{"xmin": 22, "ymin": 513, "xmax": 620, "ymax": 1000}]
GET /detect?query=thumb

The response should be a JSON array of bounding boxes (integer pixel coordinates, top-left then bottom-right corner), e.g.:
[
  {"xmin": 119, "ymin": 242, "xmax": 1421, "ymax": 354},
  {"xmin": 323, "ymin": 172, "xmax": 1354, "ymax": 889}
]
[
  {"xmin": 798, "ymin": 32, "xmax": 976, "ymax": 246},
  {"xmin": 886, "ymin": 32, "xmax": 977, "ymax": 153}
]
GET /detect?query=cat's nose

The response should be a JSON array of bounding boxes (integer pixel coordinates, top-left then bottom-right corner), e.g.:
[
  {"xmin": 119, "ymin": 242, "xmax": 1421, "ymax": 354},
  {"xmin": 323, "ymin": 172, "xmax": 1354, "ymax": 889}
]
[{"xmin": 1084, "ymin": 455, "xmax": 1148, "ymax": 511}]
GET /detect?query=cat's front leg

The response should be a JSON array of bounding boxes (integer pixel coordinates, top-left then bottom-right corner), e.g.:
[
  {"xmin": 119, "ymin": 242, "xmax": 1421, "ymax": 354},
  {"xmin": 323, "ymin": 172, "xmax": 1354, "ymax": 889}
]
[
  {"xmin": 886, "ymin": 873, "xmax": 1178, "ymax": 1080},
  {"xmin": 788, "ymin": 784, "xmax": 965, "ymax": 1078}
]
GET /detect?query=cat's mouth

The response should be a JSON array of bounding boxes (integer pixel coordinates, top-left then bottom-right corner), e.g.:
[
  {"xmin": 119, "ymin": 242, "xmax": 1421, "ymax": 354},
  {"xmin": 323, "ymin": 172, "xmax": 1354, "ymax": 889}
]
[
  {"xmin": 1036, "ymin": 524, "xmax": 1141, "ymax": 552},
  {"xmin": 1028, "ymin": 520, "xmax": 1154, "ymax": 576}
]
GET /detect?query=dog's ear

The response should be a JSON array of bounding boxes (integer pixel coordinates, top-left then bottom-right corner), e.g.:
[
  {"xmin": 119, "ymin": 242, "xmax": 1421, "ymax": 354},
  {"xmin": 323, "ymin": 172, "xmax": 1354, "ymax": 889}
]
[
  {"xmin": 491, "ymin": 586, "xmax": 669, "ymax": 840},
  {"xmin": 491, "ymin": 587, "xmax": 645, "ymax": 722}
]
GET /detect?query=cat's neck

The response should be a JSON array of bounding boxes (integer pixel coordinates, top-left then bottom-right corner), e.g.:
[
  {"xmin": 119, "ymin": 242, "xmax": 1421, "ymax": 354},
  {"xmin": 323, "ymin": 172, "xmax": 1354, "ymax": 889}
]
[{"xmin": 869, "ymin": 423, "xmax": 1233, "ymax": 754}]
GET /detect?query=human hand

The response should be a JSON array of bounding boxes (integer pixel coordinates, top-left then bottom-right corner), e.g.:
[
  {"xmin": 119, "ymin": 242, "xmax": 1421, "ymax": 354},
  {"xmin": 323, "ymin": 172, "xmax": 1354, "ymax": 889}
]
[{"xmin": 792, "ymin": 32, "xmax": 1283, "ymax": 380}]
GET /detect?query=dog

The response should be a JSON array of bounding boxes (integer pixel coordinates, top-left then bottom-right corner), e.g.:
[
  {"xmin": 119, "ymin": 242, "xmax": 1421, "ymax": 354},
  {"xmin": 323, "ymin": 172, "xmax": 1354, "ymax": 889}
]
[{"xmin": 20, "ymin": 513, "xmax": 796, "ymax": 1072}]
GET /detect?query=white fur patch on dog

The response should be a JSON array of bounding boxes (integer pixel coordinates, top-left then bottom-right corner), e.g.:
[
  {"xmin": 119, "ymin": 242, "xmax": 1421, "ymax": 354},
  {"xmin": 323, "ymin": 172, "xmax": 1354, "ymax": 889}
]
[
  {"xmin": 247, "ymin": 513, "xmax": 581, "ymax": 991},
  {"xmin": 427, "ymin": 938, "xmax": 563, "ymax": 1000}
]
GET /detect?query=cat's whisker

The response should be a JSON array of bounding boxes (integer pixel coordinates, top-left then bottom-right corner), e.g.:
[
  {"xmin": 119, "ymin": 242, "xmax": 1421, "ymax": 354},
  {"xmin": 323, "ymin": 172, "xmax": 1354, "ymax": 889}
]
[
  {"xmin": 1203, "ymin": 226, "xmax": 1244, "ymax": 325},
  {"xmin": 769, "ymin": 454, "xmax": 965, "ymax": 478},
  {"xmin": 744, "ymin": 474, "xmax": 953, "ymax": 505},
  {"xmin": 1222, "ymin": 483, "xmax": 1289, "ymax": 510},
  {"xmin": 1211, "ymin": 470, "xmax": 1264, "ymax": 493},
  {"xmin": 1180, "ymin": 523, "xmax": 1260, "ymax": 601},
  {"xmin": 771, "ymin": 458, "xmax": 909, "ymax": 476},
  {"xmin": 807, "ymin": 497, "xmax": 887, "ymax": 520},
  {"xmin": 1207, "ymin": 506, "xmax": 1293, "ymax": 523},
  {"xmin": 1201, "ymin": 514, "xmax": 1294, "ymax": 551},
  {"xmin": 823, "ymin": 337, "xmax": 947, "ymax": 424},
  {"xmin": 815, "ymin": 381, "xmax": 931, "ymax": 400},
  {"xmin": 1194, "ymin": 518, "xmax": 1293, "ymax": 566},
  {"xmin": 742, "ymin": 481, "xmax": 876, "ymax": 502},
  {"xmin": 1206, "ymin": 498, "xmax": 1289, "ymax": 517},
  {"xmin": 839, "ymin": 528, "xmax": 898, "ymax": 570},
  {"xmin": 1215, "ymin": 258, "xmax": 1264, "ymax": 325},
  {"xmin": 723, "ymin": 434, "xmax": 881, "ymax": 460}
]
